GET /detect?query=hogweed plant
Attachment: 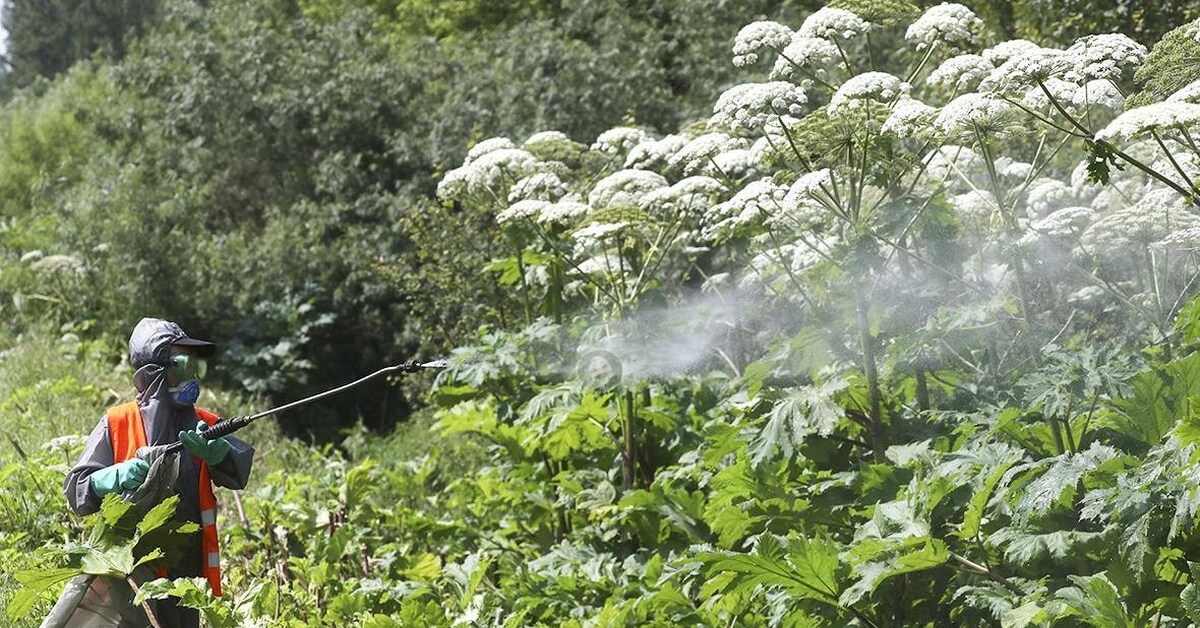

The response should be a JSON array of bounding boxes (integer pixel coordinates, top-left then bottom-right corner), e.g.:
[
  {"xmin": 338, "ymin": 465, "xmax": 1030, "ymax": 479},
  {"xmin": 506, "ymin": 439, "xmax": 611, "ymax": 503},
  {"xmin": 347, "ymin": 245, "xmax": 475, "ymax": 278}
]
[{"xmin": 424, "ymin": 2, "xmax": 1200, "ymax": 625}]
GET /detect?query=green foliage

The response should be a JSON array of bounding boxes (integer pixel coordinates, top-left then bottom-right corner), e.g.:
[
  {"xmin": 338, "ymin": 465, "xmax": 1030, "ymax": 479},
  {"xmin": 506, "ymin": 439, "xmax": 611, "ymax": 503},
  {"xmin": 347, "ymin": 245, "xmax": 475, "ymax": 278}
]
[
  {"xmin": 6, "ymin": 494, "xmax": 196, "ymax": 623},
  {"xmin": 11, "ymin": 0, "xmax": 1200, "ymax": 626},
  {"xmin": 1128, "ymin": 18, "xmax": 1200, "ymax": 108},
  {"xmin": 0, "ymin": 0, "xmax": 162, "ymax": 89}
]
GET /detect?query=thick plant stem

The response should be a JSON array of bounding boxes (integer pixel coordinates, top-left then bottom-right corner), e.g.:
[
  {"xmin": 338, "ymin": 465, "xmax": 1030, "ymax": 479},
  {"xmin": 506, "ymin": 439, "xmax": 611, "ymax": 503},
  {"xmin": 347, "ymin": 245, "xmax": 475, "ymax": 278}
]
[
  {"xmin": 915, "ymin": 371, "xmax": 930, "ymax": 414},
  {"xmin": 622, "ymin": 390, "xmax": 637, "ymax": 487},
  {"xmin": 856, "ymin": 291, "xmax": 886, "ymax": 461}
]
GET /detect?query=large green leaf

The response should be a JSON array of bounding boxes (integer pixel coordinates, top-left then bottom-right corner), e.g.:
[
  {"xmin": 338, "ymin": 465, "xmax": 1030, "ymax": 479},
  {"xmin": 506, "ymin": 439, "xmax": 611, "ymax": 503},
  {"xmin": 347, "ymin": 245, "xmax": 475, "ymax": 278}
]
[
  {"xmin": 839, "ymin": 538, "xmax": 949, "ymax": 606},
  {"xmin": 748, "ymin": 378, "xmax": 848, "ymax": 466},
  {"xmin": 5, "ymin": 568, "xmax": 79, "ymax": 622}
]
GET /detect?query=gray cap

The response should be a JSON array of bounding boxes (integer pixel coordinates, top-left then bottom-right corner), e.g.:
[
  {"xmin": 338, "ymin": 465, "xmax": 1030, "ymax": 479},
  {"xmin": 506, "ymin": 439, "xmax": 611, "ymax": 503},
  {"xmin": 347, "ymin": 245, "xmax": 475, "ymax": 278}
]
[{"xmin": 128, "ymin": 318, "xmax": 216, "ymax": 368}]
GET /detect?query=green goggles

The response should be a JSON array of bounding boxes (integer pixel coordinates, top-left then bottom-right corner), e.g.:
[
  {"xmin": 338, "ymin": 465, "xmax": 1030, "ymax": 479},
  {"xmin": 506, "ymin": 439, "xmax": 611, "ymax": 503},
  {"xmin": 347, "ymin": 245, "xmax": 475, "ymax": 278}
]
[{"xmin": 168, "ymin": 354, "xmax": 208, "ymax": 381}]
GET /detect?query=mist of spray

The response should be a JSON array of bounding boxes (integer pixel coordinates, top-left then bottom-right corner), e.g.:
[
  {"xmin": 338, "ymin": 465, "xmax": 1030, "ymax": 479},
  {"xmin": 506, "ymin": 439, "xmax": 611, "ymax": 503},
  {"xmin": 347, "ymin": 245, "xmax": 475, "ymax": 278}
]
[{"xmin": 573, "ymin": 287, "xmax": 806, "ymax": 383}]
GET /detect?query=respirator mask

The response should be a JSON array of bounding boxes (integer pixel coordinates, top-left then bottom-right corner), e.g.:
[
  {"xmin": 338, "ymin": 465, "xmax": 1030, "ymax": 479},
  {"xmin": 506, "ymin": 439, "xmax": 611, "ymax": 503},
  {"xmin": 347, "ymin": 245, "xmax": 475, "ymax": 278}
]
[{"xmin": 167, "ymin": 353, "xmax": 207, "ymax": 406}]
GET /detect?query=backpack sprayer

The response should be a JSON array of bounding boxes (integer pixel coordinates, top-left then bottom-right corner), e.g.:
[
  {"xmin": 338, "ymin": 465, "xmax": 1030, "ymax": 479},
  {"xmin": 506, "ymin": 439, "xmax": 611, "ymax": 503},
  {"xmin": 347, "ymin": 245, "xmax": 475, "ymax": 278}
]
[{"xmin": 159, "ymin": 358, "xmax": 449, "ymax": 454}]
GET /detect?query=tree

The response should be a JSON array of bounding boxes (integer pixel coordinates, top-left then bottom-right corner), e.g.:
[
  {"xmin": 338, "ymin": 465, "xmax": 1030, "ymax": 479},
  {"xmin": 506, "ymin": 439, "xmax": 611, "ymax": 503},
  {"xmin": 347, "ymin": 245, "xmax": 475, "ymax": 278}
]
[{"xmin": 1, "ymin": 0, "xmax": 162, "ymax": 88}]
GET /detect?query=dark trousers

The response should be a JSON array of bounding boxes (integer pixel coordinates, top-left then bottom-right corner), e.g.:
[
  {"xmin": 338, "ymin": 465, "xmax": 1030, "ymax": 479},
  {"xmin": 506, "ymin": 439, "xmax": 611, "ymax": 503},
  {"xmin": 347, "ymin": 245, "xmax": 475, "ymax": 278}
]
[{"xmin": 151, "ymin": 597, "xmax": 200, "ymax": 628}]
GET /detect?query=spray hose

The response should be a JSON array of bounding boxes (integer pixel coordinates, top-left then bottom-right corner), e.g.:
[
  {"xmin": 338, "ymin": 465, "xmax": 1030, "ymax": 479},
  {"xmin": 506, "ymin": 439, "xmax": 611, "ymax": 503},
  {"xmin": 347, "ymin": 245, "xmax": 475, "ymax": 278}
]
[{"xmin": 162, "ymin": 358, "xmax": 449, "ymax": 454}]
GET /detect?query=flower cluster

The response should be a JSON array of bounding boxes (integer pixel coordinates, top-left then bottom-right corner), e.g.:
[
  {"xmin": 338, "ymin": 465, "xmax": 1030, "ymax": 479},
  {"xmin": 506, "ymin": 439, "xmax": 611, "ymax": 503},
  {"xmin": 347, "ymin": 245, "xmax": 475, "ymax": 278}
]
[
  {"xmin": 882, "ymin": 97, "xmax": 938, "ymax": 137},
  {"xmin": 827, "ymin": 72, "xmax": 909, "ymax": 115},
  {"xmin": 588, "ymin": 169, "xmax": 669, "ymax": 211},
  {"xmin": 905, "ymin": 3, "xmax": 982, "ymax": 52},
  {"xmin": 638, "ymin": 176, "xmax": 727, "ymax": 220},
  {"xmin": 1029, "ymin": 206, "xmax": 1095, "ymax": 238},
  {"xmin": 591, "ymin": 127, "xmax": 650, "ymax": 156},
  {"xmin": 798, "ymin": 7, "xmax": 871, "ymax": 41},
  {"xmin": 979, "ymin": 48, "xmax": 1068, "ymax": 96},
  {"xmin": 523, "ymin": 131, "xmax": 571, "ymax": 147},
  {"xmin": 771, "ymin": 35, "xmax": 843, "ymax": 83},
  {"xmin": 669, "ymin": 133, "xmax": 748, "ymax": 175},
  {"xmin": 732, "ymin": 21, "xmax": 794, "ymax": 67},
  {"xmin": 704, "ymin": 179, "xmax": 790, "ymax": 239},
  {"xmin": 508, "ymin": 172, "xmax": 568, "ymax": 203},
  {"xmin": 624, "ymin": 134, "xmax": 689, "ymax": 170},
  {"xmin": 1024, "ymin": 178, "xmax": 1074, "ymax": 217},
  {"xmin": 1020, "ymin": 78, "xmax": 1079, "ymax": 112},
  {"xmin": 934, "ymin": 93, "xmax": 1015, "ymax": 139},
  {"xmin": 464, "ymin": 137, "xmax": 516, "ymax": 164},
  {"xmin": 1084, "ymin": 190, "xmax": 1200, "ymax": 253},
  {"xmin": 1167, "ymin": 79, "xmax": 1200, "ymax": 103},
  {"xmin": 438, "ymin": 147, "xmax": 540, "ymax": 201},
  {"xmin": 982, "ymin": 39, "xmax": 1041, "ymax": 65},
  {"xmin": 1095, "ymin": 102, "xmax": 1200, "ymax": 142},
  {"xmin": 538, "ymin": 199, "xmax": 590, "ymax": 225},
  {"xmin": 497, "ymin": 199, "xmax": 550, "ymax": 224},
  {"xmin": 711, "ymin": 82, "xmax": 809, "ymax": 134},
  {"xmin": 1072, "ymin": 79, "xmax": 1125, "ymax": 110},
  {"xmin": 1062, "ymin": 34, "xmax": 1147, "ymax": 83},
  {"xmin": 950, "ymin": 189, "xmax": 998, "ymax": 225},
  {"xmin": 927, "ymin": 54, "xmax": 994, "ymax": 93}
]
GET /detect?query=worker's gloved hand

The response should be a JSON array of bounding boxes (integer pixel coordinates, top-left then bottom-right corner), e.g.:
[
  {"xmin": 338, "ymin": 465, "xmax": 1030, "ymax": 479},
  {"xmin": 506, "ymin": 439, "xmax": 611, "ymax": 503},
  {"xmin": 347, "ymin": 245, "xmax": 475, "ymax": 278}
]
[
  {"xmin": 90, "ymin": 458, "xmax": 151, "ymax": 497},
  {"xmin": 180, "ymin": 421, "xmax": 232, "ymax": 465}
]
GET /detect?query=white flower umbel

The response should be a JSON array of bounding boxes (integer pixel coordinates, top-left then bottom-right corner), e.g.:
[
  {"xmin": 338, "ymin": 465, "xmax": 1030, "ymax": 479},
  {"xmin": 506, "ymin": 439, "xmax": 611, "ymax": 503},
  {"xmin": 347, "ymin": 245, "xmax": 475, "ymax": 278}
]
[
  {"xmin": 709, "ymin": 149, "xmax": 759, "ymax": 180},
  {"xmin": 638, "ymin": 176, "xmax": 727, "ymax": 220},
  {"xmin": 882, "ymin": 97, "xmax": 938, "ymax": 137},
  {"xmin": 1072, "ymin": 79, "xmax": 1125, "ymax": 110},
  {"xmin": 497, "ymin": 199, "xmax": 550, "ymax": 224},
  {"xmin": 998, "ymin": 158, "xmax": 1034, "ymax": 183},
  {"xmin": 771, "ymin": 35, "xmax": 842, "ymax": 84},
  {"xmin": 523, "ymin": 131, "xmax": 571, "ymax": 147},
  {"xmin": 703, "ymin": 178, "xmax": 790, "ymax": 240},
  {"xmin": 711, "ymin": 82, "xmax": 808, "ymax": 134},
  {"xmin": 508, "ymin": 172, "xmax": 568, "ymax": 203},
  {"xmin": 464, "ymin": 137, "xmax": 516, "ymax": 164},
  {"xmin": 1021, "ymin": 78, "xmax": 1080, "ymax": 112},
  {"xmin": 670, "ymin": 133, "xmax": 748, "ymax": 175},
  {"xmin": 905, "ymin": 3, "xmax": 982, "ymax": 52},
  {"xmin": 1167, "ymin": 78, "xmax": 1200, "ymax": 104},
  {"xmin": 588, "ymin": 169, "xmax": 669, "ymax": 211},
  {"xmin": 1025, "ymin": 178, "xmax": 1075, "ymax": 218},
  {"xmin": 798, "ymin": 7, "xmax": 871, "ymax": 42},
  {"xmin": 733, "ymin": 21, "xmax": 794, "ymax": 67},
  {"xmin": 979, "ymin": 48, "xmax": 1068, "ymax": 97},
  {"xmin": 538, "ymin": 199, "xmax": 590, "ymax": 225},
  {"xmin": 438, "ymin": 148, "xmax": 540, "ymax": 201},
  {"xmin": 934, "ymin": 93, "xmax": 1016, "ymax": 139},
  {"xmin": 927, "ymin": 54, "xmax": 994, "ymax": 93},
  {"xmin": 951, "ymin": 189, "xmax": 998, "ymax": 225},
  {"xmin": 1083, "ymin": 188, "xmax": 1200, "ymax": 251},
  {"xmin": 1161, "ymin": 225, "xmax": 1200, "ymax": 250},
  {"xmin": 781, "ymin": 169, "xmax": 835, "ymax": 227},
  {"xmin": 591, "ymin": 127, "xmax": 650, "ymax": 155},
  {"xmin": 1063, "ymin": 34, "xmax": 1147, "ymax": 84},
  {"xmin": 827, "ymin": 72, "xmax": 909, "ymax": 115},
  {"xmin": 982, "ymin": 39, "xmax": 1041, "ymax": 65},
  {"xmin": 572, "ymin": 222, "xmax": 632, "ymax": 247},
  {"xmin": 624, "ymin": 134, "xmax": 689, "ymax": 170},
  {"xmin": 30, "ymin": 254, "xmax": 84, "ymax": 275},
  {"xmin": 1095, "ymin": 102, "xmax": 1200, "ymax": 142},
  {"xmin": 1030, "ymin": 206, "xmax": 1096, "ymax": 237}
]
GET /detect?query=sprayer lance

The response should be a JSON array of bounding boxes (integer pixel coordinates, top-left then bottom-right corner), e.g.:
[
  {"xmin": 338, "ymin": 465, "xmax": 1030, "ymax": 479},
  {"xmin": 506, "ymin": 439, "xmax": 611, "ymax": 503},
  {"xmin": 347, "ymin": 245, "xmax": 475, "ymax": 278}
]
[{"xmin": 161, "ymin": 359, "xmax": 448, "ymax": 454}]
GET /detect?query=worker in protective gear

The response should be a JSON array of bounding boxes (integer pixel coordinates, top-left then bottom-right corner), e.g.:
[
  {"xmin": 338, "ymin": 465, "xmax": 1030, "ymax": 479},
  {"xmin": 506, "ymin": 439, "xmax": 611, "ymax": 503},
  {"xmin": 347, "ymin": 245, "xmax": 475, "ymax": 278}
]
[{"xmin": 64, "ymin": 318, "xmax": 254, "ymax": 628}]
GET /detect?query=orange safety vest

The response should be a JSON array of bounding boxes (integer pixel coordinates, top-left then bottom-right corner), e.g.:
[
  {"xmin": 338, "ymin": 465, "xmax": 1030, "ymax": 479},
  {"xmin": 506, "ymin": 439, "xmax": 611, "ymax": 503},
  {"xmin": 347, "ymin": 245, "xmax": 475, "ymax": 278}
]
[{"xmin": 107, "ymin": 401, "xmax": 224, "ymax": 597}]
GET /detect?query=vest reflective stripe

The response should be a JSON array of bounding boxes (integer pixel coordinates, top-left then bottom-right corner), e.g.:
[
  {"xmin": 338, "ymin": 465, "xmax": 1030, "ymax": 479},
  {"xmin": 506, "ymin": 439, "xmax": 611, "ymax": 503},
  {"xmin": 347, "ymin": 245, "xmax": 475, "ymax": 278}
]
[{"xmin": 106, "ymin": 401, "xmax": 224, "ymax": 597}]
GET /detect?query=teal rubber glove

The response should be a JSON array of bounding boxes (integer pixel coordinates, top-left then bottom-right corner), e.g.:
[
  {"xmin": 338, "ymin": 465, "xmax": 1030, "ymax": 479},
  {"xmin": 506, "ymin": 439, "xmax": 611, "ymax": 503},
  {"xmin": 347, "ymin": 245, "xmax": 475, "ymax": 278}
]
[
  {"xmin": 180, "ymin": 421, "xmax": 232, "ymax": 465},
  {"xmin": 90, "ymin": 458, "xmax": 151, "ymax": 498}
]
